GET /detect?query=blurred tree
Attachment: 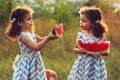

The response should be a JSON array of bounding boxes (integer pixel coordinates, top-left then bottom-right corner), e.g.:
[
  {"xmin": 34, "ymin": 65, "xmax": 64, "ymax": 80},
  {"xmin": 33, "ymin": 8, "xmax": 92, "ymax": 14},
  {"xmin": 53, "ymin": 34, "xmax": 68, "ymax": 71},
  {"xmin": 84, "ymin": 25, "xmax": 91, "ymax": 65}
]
[
  {"xmin": 55, "ymin": 0, "xmax": 59, "ymax": 3},
  {"xmin": 0, "ymin": 0, "xmax": 14, "ymax": 25},
  {"xmin": 84, "ymin": 0, "xmax": 114, "ymax": 15},
  {"xmin": 34, "ymin": 0, "xmax": 44, "ymax": 6},
  {"xmin": 52, "ymin": 2, "xmax": 74, "ymax": 28},
  {"xmin": 53, "ymin": 2, "xmax": 72, "ymax": 23},
  {"xmin": 85, "ymin": 0, "xmax": 100, "ymax": 6}
]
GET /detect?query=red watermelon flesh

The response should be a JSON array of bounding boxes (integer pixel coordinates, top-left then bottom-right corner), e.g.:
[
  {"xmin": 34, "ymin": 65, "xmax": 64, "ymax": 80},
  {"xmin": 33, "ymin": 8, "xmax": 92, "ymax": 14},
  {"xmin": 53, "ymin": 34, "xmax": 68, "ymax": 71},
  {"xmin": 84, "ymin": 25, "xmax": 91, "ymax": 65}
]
[
  {"xmin": 77, "ymin": 39, "xmax": 110, "ymax": 54},
  {"xmin": 52, "ymin": 23, "xmax": 64, "ymax": 37},
  {"xmin": 46, "ymin": 69, "xmax": 57, "ymax": 80},
  {"xmin": 56, "ymin": 23, "xmax": 64, "ymax": 36}
]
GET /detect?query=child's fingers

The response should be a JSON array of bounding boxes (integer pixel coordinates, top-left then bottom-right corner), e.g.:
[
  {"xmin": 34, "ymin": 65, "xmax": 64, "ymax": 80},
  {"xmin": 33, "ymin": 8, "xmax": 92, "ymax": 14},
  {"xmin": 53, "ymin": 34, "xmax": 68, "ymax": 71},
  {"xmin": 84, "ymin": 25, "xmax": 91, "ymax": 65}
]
[
  {"xmin": 48, "ymin": 33, "xmax": 58, "ymax": 40},
  {"xmin": 81, "ymin": 49, "xmax": 87, "ymax": 53},
  {"xmin": 79, "ymin": 49, "xmax": 87, "ymax": 54},
  {"xmin": 101, "ymin": 52, "xmax": 109, "ymax": 56}
]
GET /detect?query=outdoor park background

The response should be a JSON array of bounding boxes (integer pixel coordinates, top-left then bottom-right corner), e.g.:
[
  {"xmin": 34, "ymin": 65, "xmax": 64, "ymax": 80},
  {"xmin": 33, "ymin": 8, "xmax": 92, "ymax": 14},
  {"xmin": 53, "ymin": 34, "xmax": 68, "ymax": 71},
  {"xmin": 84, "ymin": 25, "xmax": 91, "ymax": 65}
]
[{"xmin": 0, "ymin": 0, "xmax": 120, "ymax": 80}]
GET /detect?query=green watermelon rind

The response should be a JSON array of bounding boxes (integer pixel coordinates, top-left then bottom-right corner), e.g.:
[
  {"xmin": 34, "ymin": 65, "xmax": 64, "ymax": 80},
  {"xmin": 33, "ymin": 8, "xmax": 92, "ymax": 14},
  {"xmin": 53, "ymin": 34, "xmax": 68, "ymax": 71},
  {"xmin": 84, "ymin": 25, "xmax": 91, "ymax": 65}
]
[
  {"xmin": 52, "ymin": 26, "xmax": 56, "ymax": 35},
  {"xmin": 76, "ymin": 39, "xmax": 110, "ymax": 54}
]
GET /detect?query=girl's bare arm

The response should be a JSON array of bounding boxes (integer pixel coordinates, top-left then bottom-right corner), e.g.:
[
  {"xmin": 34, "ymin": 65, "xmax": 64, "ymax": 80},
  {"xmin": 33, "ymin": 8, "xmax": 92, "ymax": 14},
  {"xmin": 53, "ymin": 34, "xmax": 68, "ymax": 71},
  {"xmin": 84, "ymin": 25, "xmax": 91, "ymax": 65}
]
[{"xmin": 21, "ymin": 33, "xmax": 58, "ymax": 51}]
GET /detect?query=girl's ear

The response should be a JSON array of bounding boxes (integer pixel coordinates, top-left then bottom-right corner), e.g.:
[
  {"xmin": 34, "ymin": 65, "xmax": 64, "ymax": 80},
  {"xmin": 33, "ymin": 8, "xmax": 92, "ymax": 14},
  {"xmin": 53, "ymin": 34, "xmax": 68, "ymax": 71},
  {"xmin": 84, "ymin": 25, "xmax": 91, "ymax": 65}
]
[{"xmin": 17, "ymin": 21, "xmax": 23, "ymax": 26}]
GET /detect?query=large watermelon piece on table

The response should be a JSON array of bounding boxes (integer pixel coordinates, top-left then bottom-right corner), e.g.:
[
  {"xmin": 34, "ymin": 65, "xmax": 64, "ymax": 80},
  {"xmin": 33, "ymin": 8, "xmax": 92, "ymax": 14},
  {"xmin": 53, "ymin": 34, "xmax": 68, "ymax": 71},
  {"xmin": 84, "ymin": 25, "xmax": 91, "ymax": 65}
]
[
  {"xmin": 76, "ymin": 39, "xmax": 110, "ymax": 54},
  {"xmin": 46, "ymin": 69, "xmax": 58, "ymax": 80},
  {"xmin": 52, "ymin": 23, "xmax": 64, "ymax": 37}
]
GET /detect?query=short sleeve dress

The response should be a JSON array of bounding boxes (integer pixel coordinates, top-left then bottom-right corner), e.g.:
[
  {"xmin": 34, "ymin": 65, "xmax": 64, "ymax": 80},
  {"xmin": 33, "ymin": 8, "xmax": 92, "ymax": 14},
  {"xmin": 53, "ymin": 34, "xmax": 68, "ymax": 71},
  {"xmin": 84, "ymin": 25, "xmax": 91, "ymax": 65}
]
[
  {"xmin": 68, "ymin": 32, "xmax": 107, "ymax": 80},
  {"xmin": 12, "ymin": 32, "xmax": 47, "ymax": 80}
]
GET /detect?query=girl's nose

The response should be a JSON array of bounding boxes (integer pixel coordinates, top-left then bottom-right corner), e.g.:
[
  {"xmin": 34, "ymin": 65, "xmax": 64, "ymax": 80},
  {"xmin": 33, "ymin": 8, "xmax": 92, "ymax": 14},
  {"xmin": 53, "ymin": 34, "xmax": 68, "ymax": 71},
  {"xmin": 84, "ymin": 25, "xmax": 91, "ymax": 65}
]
[{"xmin": 31, "ymin": 19, "xmax": 33, "ymax": 23}]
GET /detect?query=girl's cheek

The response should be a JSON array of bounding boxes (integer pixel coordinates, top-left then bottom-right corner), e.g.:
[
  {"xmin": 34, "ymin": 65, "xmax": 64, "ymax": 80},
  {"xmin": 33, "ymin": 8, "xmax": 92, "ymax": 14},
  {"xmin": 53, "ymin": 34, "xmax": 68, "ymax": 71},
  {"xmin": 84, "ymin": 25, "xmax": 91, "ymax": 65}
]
[
  {"xmin": 80, "ymin": 21, "xmax": 82, "ymax": 25},
  {"xmin": 27, "ymin": 20, "xmax": 31, "ymax": 23},
  {"xmin": 29, "ymin": 20, "xmax": 33, "ymax": 23}
]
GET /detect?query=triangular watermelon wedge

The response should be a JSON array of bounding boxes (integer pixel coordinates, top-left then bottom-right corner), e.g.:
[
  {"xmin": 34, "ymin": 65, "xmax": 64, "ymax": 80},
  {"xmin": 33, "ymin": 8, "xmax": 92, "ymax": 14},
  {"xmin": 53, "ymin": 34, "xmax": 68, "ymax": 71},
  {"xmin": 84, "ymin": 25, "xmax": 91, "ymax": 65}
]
[
  {"xmin": 52, "ymin": 23, "xmax": 64, "ymax": 37},
  {"xmin": 76, "ymin": 39, "xmax": 110, "ymax": 54},
  {"xmin": 46, "ymin": 69, "xmax": 58, "ymax": 80}
]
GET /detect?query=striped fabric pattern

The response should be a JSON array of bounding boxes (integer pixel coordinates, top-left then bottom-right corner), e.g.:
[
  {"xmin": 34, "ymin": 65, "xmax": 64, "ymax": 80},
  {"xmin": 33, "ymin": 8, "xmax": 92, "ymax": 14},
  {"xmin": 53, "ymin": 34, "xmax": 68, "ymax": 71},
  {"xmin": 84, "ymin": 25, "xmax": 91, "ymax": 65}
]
[
  {"xmin": 68, "ymin": 32, "xmax": 107, "ymax": 80},
  {"xmin": 12, "ymin": 32, "xmax": 47, "ymax": 80}
]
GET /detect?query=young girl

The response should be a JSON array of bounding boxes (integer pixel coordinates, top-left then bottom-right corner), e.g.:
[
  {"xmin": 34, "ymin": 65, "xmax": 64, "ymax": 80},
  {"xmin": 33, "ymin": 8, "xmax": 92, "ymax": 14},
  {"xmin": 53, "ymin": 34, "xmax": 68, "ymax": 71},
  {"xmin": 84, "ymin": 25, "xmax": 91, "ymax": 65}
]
[
  {"xmin": 6, "ymin": 6, "xmax": 58, "ymax": 80},
  {"xmin": 68, "ymin": 6, "xmax": 110, "ymax": 80}
]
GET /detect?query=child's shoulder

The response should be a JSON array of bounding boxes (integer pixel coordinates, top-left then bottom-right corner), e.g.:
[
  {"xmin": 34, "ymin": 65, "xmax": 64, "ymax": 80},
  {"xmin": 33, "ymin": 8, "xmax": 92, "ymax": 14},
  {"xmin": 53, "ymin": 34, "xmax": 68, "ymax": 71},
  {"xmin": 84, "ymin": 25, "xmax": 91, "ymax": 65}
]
[
  {"xmin": 19, "ymin": 31, "xmax": 34, "ymax": 36},
  {"xmin": 18, "ymin": 32, "xmax": 28, "ymax": 38},
  {"xmin": 77, "ymin": 32, "xmax": 85, "ymax": 39},
  {"xmin": 77, "ymin": 32, "xmax": 85, "ymax": 35},
  {"xmin": 18, "ymin": 32, "xmax": 33, "ymax": 40},
  {"xmin": 77, "ymin": 32, "xmax": 85, "ymax": 36}
]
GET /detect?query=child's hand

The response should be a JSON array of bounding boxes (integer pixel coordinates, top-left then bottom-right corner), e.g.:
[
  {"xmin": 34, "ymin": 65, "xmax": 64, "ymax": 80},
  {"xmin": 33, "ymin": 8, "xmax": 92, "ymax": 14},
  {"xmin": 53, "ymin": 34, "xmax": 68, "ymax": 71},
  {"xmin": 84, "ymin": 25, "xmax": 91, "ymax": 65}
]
[
  {"xmin": 100, "ymin": 51, "xmax": 109, "ymax": 56},
  {"xmin": 79, "ymin": 49, "xmax": 87, "ymax": 54},
  {"xmin": 47, "ymin": 32, "xmax": 58, "ymax": 40},
  {"xmin": 74, "ymin": 47, "xmax": 87, "ymax": 54}
]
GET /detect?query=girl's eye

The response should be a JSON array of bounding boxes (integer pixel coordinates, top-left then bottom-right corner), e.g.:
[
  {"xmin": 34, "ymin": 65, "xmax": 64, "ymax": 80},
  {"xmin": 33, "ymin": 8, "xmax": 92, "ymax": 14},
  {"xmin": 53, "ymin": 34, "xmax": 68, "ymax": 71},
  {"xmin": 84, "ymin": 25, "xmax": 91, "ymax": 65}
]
[
  {"xmin": 80, "ymin": 18, "xmax": 86, "ymax": 22},
  {"xmin": 28, "ymin": 18, "xmax": 32, "ymax": 21},
  {"xmin": 83, "ymin": 20, "xmax": 87, "ymax": 22},
  {"xmin": 27, "ymin": 17, "xmax": 32, "ymax": 21},
  {"xmin": 81, "ymin": 19, "xmax": 86, "ymax": 23}
]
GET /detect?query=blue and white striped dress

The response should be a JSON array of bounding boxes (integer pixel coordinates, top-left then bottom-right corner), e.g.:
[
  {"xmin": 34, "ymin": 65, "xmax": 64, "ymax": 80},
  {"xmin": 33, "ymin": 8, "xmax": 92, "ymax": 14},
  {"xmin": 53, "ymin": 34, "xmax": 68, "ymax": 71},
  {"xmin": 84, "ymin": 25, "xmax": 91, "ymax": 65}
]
[
  {"xmin": 12, "ymin": 32, "xmax": 47, "ymax": 80},
  {"xmin": 68, "ymin": 32, "xmax": 107, "ymax": 80}
]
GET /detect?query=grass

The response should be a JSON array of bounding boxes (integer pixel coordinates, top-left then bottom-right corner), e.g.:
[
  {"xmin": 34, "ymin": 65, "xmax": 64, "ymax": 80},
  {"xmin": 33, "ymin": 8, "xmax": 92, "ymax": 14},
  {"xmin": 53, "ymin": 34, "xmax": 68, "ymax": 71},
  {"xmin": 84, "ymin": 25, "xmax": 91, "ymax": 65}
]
[
  {"xmin": 104, "ymin": 46, "xmax": 120, "ymax": 80},
  {"xmin": 0, "ymin": 17, "xmax": 120, "ymax": 80}
]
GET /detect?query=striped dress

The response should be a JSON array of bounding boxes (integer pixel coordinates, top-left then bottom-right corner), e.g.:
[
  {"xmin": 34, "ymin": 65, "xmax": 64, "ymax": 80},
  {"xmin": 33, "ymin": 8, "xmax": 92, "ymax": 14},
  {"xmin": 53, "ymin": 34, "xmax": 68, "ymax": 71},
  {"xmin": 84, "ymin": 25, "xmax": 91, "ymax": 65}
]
[
  {"xmin": 68, "ymin": 32, "xmax": 107, "ymax": 80},
  {"xmin": 12, "ymin": 32, "xmax": 47, "ymax": 80}
]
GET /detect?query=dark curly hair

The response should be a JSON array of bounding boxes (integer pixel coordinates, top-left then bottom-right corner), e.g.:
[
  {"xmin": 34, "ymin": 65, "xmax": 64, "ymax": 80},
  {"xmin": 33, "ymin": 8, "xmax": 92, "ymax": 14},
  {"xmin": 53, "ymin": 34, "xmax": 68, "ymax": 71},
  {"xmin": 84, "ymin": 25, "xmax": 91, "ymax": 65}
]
[
  {"xmin": 79, "ymin": 6, "xmax": 108, "ymax": 38},
  {"xmin": 6, "ymin": 6, "xmax": 34, "ymax": 41}
]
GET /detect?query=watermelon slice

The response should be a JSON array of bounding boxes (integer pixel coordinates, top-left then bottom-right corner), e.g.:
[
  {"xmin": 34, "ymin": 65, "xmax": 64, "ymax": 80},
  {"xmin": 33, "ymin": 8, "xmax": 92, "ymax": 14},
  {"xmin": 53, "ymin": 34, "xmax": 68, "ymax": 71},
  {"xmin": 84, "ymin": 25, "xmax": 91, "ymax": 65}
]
[
  {"xmin": 46, "ymin": 69, "xmax": 58, "ymax": 80},
  {"xmin": 76, "ymin": 39, "xmax": 110, "ymax": 54},
  {"xmin": 52, "ymin": 23, "xmax": 64, "ymax": 37}
]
